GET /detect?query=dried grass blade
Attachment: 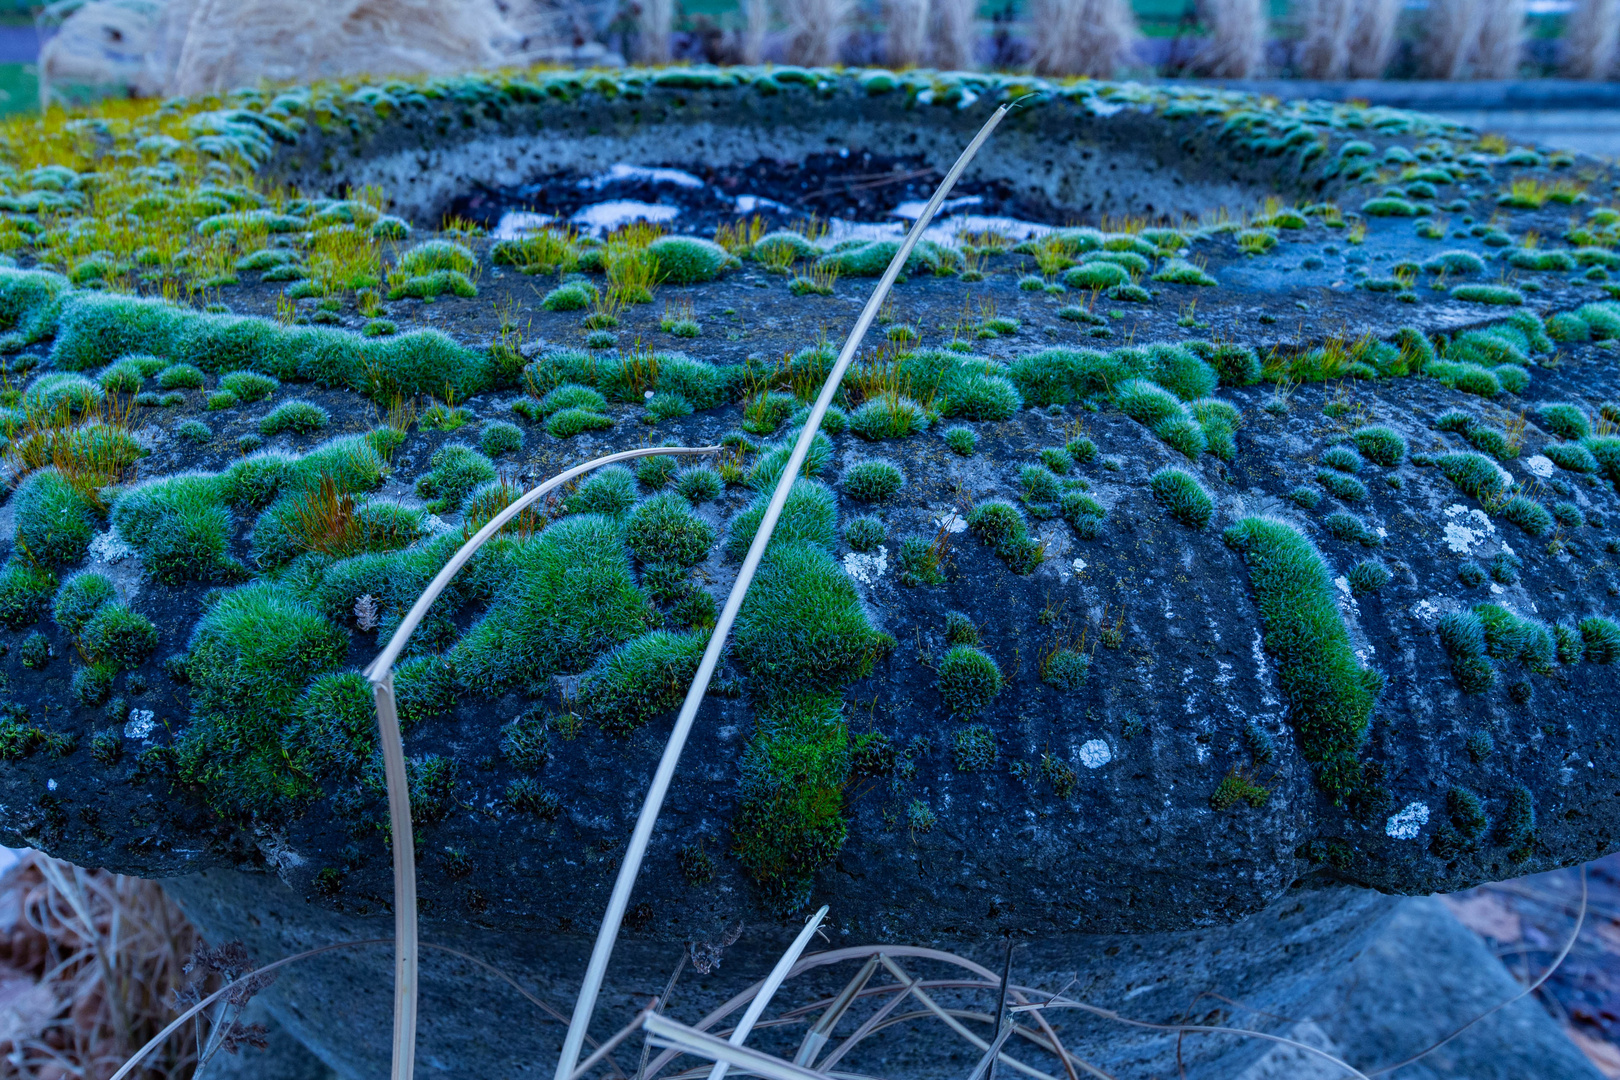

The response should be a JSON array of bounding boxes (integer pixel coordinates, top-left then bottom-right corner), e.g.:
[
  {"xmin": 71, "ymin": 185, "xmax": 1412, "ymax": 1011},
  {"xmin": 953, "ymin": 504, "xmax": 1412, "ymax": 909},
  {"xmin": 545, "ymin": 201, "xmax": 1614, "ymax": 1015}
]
[
  {"xmin": 553, "ymin": 103, "xmax": 1012, "ymax": 1080},
  {"xmin": 643, "ymin": 1013, "xmax": 828, "ymax": 1080},
  {"xmin": 363, "ymin": 444, "xmax": 719, "ymax": 1080},
  {"xmin": 876, "ymin": 956, "xmax": 1056, "ymax": 1080},
  {"xmin": 707, "ymin": 906, "xmax": 828, "ymax": 1080},
  {"xmin": 793, "ymin": 955, "xmax": 880, "ymax": 1067}
]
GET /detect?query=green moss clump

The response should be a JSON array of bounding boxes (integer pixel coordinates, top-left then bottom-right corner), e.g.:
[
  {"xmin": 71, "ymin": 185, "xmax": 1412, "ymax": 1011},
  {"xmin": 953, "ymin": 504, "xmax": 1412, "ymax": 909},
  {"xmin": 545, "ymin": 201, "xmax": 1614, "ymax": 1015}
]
[
  {"xmin": 1450, "ymin": 284, "xmax": 1523, "ymax": 306},
  {"xmin": 940, "ymin": 372, "xmax": 1022, "ymax": 421},
  {"xmin": 627, "ymin": 492, "xmax": 716, "ymax": 567},
  {"xmin": 1223, "ymin": 517, "xmax": 1384, "ymax": 804},
  {"xmin": 505, "ymin": 778, "xmax": 561, "ymax": 819},
  {"xmin": 1581, "ymin": 616, "xmax": 1620, "ymax": 664},
  {"xmin": 578, "ymin": 629, "xmax": 709, "ymax": 735},
  {"xmin": 1538, "ymin": 403, "xmax": 1591, "ymax": 441},
  {"xmin": 1421, "ymin": 250, "xmax": 1485, "ymax": 275},
  {"xmin": 951, "ymin": 724, "xmax": 998, "ymax": 771},
  {"xmin": 1150, "ymin": 468, "xmax": 1213, "ymax": 528},
  {"xmin": 451, "ymin": 514, "xmax": 654, "ymax": 695},
  {"xmin": 841, "ymin": 459, "xmax": 904, "ymax": 502},
  {"xmin": 845, "ymin": 516, "xmax": 885, "ymax": 553},
  {"xmin": 1114, "ymin": 379, "xmax": 1183, "ymax": 425},
  {"xmin": 1317, "ymin": 469, "xmax": 1369, "ymax": 504},
  {"xmin": 747, "ymin": 433, "xmax": 832, "ymax": 490},
  {"xmin": 967, "ymin": 500, "xmax": 1043, "ymax": 575},
  {"xmin": 1497, "ymin": 784, "xmax": 1536, "ymax": 856},
  {"xmin": 397, "ymin": 239, "xmax": 476, "ymax": 276},
  {"xmin": 80, "ymin": 604, "xmax": 158, "ymax": 669},
  {"xmin": 23, "ymin": 372, "xmax": 104, "ymax": 416},
  {"xmin": 1321, "ymin": 446, "xmax": 1362, "ymax": 473},
  {"xmin": 848, "ymin": 395, "xmax": 930, "ymax": 440},
  {"xmin": 733, "ymin": 542, "xmax": 889, "ymax": 701},
  {"xmin": 734, "ymin": 693, "xmax": 850, "ymax": 910},
  {"xmin": 15, "ymin": 469, "xmax": 97, "ymax": 567},
  {"xmin": 1437, "ymin": 452, "xmax": 1508, "ymax": 501},
  {"xmin": 1210, "ymin": 770, "xmax": 1270, "ymax": 810},
  {"xmin": 1041, "ymin": 648, "xmax": 1089, "ymax": 690},
  {"xmin": 674, "ymin": 465, "xmax": 721, "ymax": 503},
  {"xmin": 944, "ymin": 425, "xmax": 977, "ymax": 455},
  {"xmin": 724, "ymin": 480, "xmax": 837, "ymax": 561},
  {"xmin": 73, "ymin": 663, "xmax": 115, "ymax": 707},
  {"xmin": 1502, "ymin": 496, "xmax": 1554, "ymax": 537},
  {"xmin": 1352, "ymin": 425, "xmax": 1407, "ymax": 466},
  {"xmin": 479, "ymin": 420, "xmax": 523, "ymax": 457},
  {"xmin": 1346, "ymin": 559, "xmax": 1391, "ymax": 595},
  {"xmin": 1545, "ymin": 442, "xmax": 1599, "ymax": 474},
  {"xmin": 179, "ymin": 582, "xmax": 348, "ymax": 817},
  {"xmin": 156, "ymin": 363, "xmax": 205, "ymax": 390},
  {"xmin": 1060, "ymin": 491, "xmax": 1106, "ymax": 538},
  {"xmin": 1432, "ymin": 785, "xmax": 1488, "ymax": 856},
  {"xmin": 1019, "ymin": 464, "xmax": 1062, "ymax": 508},
  {"xmin": 1427, "ymin": 361, "xmax": 1501, "ymax": 398},
  {"xmin": 546, "ymin": 407, "xmax": 614, "ymax": 438},
  {"xmin": 1148, "ymin": 345, "xmax": 1218, "ymax": 400},
  {"xmin": 542, "ymin": 282, "xmax": 594, "ymax": 311},
  {"xmin": 500, "ymin": 709, "xmax": 551, "ymax": 771},
  {"xmin": 742, "ymin": 391, "xmax": 797, "ymax": 435},
  {"xmin": 0, "ymin": 561, "xmax": 57, "ymax": 628},
  {"xmin": 259, "ymin": 400, "xmax": 329, "ymax": 436},
  {"xmin": 562, "ymin": 465, "xmax": 638, "ymax": 517},
  {"xmin": 415, "ymin": 443, "xmax": 497, "ymax": 513},
  {"xmin": 646, "ymin": 236, "xmax": 733, "ymax": 283},
  {"xmin": 1438, "ymin": 610, "xmax": 1494, "ymax": 692},
  {"xmin": 1061, "ymin": 261, "xmax": 1129, "ymax": 290},
  {"xmin": 937, "ymin": 645, "xmax": 1003, "ymax": 715}
]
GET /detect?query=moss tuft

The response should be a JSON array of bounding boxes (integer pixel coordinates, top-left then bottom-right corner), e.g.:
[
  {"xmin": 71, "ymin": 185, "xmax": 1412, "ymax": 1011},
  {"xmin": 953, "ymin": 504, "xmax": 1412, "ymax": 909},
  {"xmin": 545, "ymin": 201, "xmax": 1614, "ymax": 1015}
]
[
  {"xmin": 627, "ymin": 492, "xmax": 716, "ymax": 567},
  {"xmin": 579, "ymin": 629, "xmax": 709, "ymax": 736},
  {"xmin": 937, "ymin": 645, "xmax": 1003, "ymax": 715},
  {"xmin": 1223, "ymin": 517, "xmax": 1383, "ymax": 804},
  {"xmin": 724, "ymin": 480, "xmax": 837, "ymax": 561},
  {"xmin": 951, "ymin": 724, "xmax": 998, "ymax": 771},
  {"xmin": 15, "ymin": 469, "xmax": 97, "ymax": 568},
  {"xmin": 1150, "ymin": 468, "xmax": 1213, "ymax": 528},
  {"xmin": 259, "ymin": 400, "xmax": 329, "ymax": 436},
  {"xmin": 1352, "ymin": 425, "xmax": 1407, "ymax": 466},
  {"xmin": 967, "ymin": 500, "xmax": 1043, "ymax": 575},
  {"xmin": 415, "ymin": 443, "xmax": 497, "ymax": 514}
]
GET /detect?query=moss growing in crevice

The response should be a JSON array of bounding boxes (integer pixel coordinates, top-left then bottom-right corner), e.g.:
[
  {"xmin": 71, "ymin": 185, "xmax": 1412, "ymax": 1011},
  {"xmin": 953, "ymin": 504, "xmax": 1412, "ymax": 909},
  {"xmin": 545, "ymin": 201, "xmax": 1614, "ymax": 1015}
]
[{"xmin": 1223, "ymin": 517, "xmax": 1384, "ymax": 807}]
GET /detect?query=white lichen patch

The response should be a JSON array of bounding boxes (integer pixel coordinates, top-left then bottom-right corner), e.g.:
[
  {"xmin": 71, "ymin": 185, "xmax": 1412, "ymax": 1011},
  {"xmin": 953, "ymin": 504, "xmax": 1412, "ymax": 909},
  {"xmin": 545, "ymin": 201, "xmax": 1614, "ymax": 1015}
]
[
  {"xmin": 89, "ymin": 529, "xmax": 137, "ymax": 564},
  {"xmin": 1072, "ymin": 557, "xmax": 1087, "ymax": 574},
  {"xmin": 1524, "ymin": 454, "xmax": 1555, "ymax": 479},
  {"xmin": 1079, "ymin": 739, "xmax": 1112, "ymax": 769},
  {"xmin": 1385, "ymin": 801, "xmax": 1430, "ymax": 840},
  {"xmin": 842, "ymin": 545, "xmax": 889, "ymax": 585},
  {"xmin": 1410, "ymin": 598, "xmax": 1441, "ymax": 624},
  {"xmin": 124, "ymin": 709, "xmax": 156, "ymax": 740},
  {"xmin": 933, "ymin": 510, "xmax": 967, "ymax": 533},
  {"xmin": 1334, "ymin": 575, "xmax": 1351, "ymax": 596},
  {"xmin": 1442, "ymin": 504, "xmax": 1495, "ymax": 554}
]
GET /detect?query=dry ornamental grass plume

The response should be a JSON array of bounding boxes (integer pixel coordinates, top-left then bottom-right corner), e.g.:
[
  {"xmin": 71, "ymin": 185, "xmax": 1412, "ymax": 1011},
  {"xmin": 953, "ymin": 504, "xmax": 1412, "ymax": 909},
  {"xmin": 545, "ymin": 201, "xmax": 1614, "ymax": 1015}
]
[
  {"xmin": 1564, "ymin": 0, "xmax": 1620, "ymax": 78},
  {"xmin": 1299, "ymin": 0, "xmax": 1399, "ymax": 79},
  {"xmin": 929, "ymin": 0, "xmax": 978, "ymax": 68},
  {"xmin": 886, "ymin": 0, "xmax": 930, "ymax": 67},
  {"xmin": 1422, "ymin": 0, "xmax": 1525, "ymax": 78},
  {"xmin": 1193, "ymin": 0, "xmax": 1266, "ymax": 77},
  {"xmin": 785, "ymin": 0, "xmax": 855, "ymax": 65},
  {"xmin": 1027, "ymin": 0, "xmax": 1139, "ymax": 77},
  {"xmin": 0, "ymin": 852, "xmax": 200, "ymax": 1079}
]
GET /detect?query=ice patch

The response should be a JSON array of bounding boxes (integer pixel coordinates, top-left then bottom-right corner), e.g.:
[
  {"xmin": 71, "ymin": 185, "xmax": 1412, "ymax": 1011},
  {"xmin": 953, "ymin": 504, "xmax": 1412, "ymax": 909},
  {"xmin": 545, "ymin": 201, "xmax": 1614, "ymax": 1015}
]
[
  {"xmin": 1524, "ymin": 454, "xmax": 1555, "ymax": 479},
  {"xmin": 891, "ymin": 195, "xmax": 984, "ymax": 220},
  {"xmin": 1078, "ymin": 739, "xmax": 1112, "ymax": 769},
  {"xmin": 491, "ymin": 210, "xmax": 556, "ymax": 240},
  {"xmin": 843, "ymin": 545, "xmax": 889, "ymax": 585},
  {"xmin": 124, "ymin": 709, "xmax": 155, "ymax": 740},
  {"xmin": 580, "ymin": 163, "xmax": 703, "ymax": 189},
  {"xmin": 571, "ymin": 200, "xmax": 680, "ymax": 233},
  {"xmin": 1385, "ymin": 801, "xmax": 1430, "ymax": 840},
  {"xmin": 736, "ymin": 194, "xmax": 791, "ymax": 214}
]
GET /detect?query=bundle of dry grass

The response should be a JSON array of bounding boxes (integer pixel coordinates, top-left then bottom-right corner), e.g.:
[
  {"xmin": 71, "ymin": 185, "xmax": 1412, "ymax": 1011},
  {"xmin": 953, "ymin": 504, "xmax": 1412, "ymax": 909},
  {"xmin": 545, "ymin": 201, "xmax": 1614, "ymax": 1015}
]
[
  {"xmin": 1421, "ymin": 0, "xmax": 1525, "ymax": 78},
  {"xmin": 1027, "ymin": 0, "xmax": 1138, "ymax": 77},
  {"xmin": 166, "ymin": 0, "xmax": 510, "ymax": 97},
  {"xmin": 1192, "ymin": 0, "xmax": 1266, "ymax": 77},
  {"xmin": 636, "ymin": 0, "xmax": 674, "ymax": 63},
  {"xmin": 929, "ymin": 0, "xmax": 977, "ymax": 68},
  {"xmin": 0, "ymin": 852, "xmax": 197, "ymax": 1079},
  {"xmin": 1298, "ymin": 0, "xmax": 1398, "ymax": 78},
  {"xmin": 1564, "ymin": 0, "xmax": 1620, "ymax": 78},
  {"xmin": 738, "ymin": 0, "xmax": 769, "ymax": 63},
  {"xmin": 785, "ymin": 0, "xmax": 854, "ymax": 65},
  {"xmin": 885, "ymin": 0, "xmax": 930, "ymax": 67}
]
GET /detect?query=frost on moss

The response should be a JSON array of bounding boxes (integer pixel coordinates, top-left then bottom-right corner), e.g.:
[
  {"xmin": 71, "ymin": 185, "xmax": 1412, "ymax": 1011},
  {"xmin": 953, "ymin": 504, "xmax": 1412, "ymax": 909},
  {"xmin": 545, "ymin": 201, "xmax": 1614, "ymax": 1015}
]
[{"xmin": 1224, "ymin": 517, "xmax": 1384, "ymax": 806}]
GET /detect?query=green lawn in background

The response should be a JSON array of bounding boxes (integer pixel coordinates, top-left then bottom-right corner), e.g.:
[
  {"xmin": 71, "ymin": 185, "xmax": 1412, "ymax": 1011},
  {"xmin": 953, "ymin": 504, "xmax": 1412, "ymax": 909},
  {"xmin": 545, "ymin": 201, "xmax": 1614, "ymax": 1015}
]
[{"xmin": 0, "ymin": 63, "xmax": 35, "ymax": 116}]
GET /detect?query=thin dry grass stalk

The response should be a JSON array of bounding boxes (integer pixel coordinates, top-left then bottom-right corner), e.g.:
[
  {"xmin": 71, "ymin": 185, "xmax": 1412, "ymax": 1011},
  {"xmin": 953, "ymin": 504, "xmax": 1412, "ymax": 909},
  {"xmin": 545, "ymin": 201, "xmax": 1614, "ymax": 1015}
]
[
  {"xmin": 1193, "ymin": 0, "xmax": 1266, "ymax": 76},
  {"xmin": 1346, "ymin": 0, "xmax": 1400, "ymax": 78},
  {"xmin": 1421, "ymin": 0, "xmax": 1486, "ymax": 78},
  {"xmin": 1564, "ymin": 0, "xmax": 1620, "ymax": 78},
  {"xmin": 1027, "ymin": 0, "xmax": 1139, "ymax": 77},
  {"xmin": 0, "ymin": 851, "xmax": 197, "ymax": 1080}
]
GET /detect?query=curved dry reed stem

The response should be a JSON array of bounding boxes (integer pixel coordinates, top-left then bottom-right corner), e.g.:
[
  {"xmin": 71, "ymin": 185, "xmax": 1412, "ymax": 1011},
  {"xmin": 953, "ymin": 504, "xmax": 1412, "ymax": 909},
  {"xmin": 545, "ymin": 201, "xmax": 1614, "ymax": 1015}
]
[
  {"xmin": 553, "ymin": 105, "xmax": 1013, "ymax": 1080},
  {"xmin": 363, "ymin": 444, "xmax": 718, "ymax": 1080}
]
